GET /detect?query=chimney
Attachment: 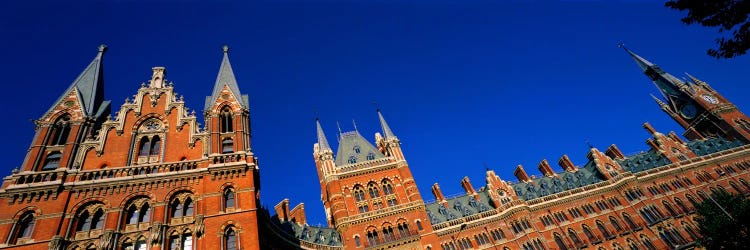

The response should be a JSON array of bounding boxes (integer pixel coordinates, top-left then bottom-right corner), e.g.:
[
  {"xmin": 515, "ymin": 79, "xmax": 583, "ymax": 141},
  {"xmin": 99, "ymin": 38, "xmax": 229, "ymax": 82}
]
[
  {"xmin": 668, "ymin": 131, "xmax": 686, "ymax": 144},
  {"xmin": 643, "ymin": 122, "xmax": 657, "ymax": 135},
  {"xmin": 461, "ymin": 176, "xmax": 478, "ymax": 197},
  {"xmin": 605, "ymin": 144, "xmax": 625, "ymax": 160},
  {"xmin": 537, "ymin": 159, "xmax": 555, "ymax": 177},
  {"xmin": 558, "ymin": 155, "xmax": 577, "ymax": 172},
  {"xmin": 432, "ymin": 183, "xmax": 446, "ymax": 202},
  {"xmin": 514, "ymin": 165, "xmax": 531, "ymax": 182}
]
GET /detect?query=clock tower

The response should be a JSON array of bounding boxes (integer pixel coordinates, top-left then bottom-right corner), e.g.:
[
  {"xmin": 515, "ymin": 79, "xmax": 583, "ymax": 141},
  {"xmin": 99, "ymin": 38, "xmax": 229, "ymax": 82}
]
[{"xmin": 623, "ymin": 46, "xmax": 750, "ymax": 142}]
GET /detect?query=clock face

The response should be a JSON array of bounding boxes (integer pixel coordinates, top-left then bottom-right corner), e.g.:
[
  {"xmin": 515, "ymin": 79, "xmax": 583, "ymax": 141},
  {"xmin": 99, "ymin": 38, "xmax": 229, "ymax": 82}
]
[
  {"xmin": 702, "ymin": 94, "xmax": 719, "ymax": 104},
  {"xmin": 681, "ymin": 104, "xmax": 697, "ymax": 119}
]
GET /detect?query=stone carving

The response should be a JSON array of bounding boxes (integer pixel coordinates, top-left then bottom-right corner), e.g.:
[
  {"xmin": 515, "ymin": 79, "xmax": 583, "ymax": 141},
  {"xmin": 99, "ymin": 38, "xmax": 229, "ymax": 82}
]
[
  {"xmin": 48, "ymin": 235, "xmax": 63, "ymax": 250},
  {"xmin": 99, "ymin": 230, "xmax": 114, "ymax": 250},
  {"xmin": 150, "ymin": 222, "xmax": 163, "ymax": 244},
  {"xmin": 194, "ymin": 215, "xmax": 205, "ymax": 237}
]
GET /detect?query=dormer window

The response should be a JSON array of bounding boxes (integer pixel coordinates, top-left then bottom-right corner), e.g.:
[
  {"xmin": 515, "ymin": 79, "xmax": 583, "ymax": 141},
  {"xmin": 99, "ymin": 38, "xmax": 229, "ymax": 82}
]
[
  {"xmin": 367, "ymin": 152, "xmax": 375, "ymax": 160},
  {"xmin": 353, "ymin": 146, "xmax": 361, "ymax": 154},
  {"xmin": 348, "ymin": 156, "xmax": 357, "ymax": 164}
]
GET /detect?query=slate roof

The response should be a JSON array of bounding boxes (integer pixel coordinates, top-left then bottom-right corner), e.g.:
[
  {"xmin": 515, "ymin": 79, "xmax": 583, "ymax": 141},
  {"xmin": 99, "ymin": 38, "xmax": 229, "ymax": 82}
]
[
  {"xmin": 424, "ymin": 190, "xmax": 495, "ymax": 225},
  {"xmin": 46, "ymin": 45, "xmax": 109, "ymax": 118},
  {"xmin": 335, "ymin": 131, "xmax": 386, "ymax": 166},
  {"xmin": 618, "ymin": 137, "xmax": 744, "ymax": 173},
  {"xmin": 280, "ymin": 222, "xmax": 343, "ymax": 247},
  {"xmin": 511, "ymin": 161, "xmax": 607, "ymax": 201},
  {"xmin": 205, "ymin": 46, "xmax": 249, "ymax": 111}
]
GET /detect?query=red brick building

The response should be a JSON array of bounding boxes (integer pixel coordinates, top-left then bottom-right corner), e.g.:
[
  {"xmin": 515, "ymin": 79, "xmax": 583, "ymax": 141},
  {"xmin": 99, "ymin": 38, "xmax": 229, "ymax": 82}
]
[{"xmin": 1, "ymin": 44, "xmax": 750, "ymax": 250}]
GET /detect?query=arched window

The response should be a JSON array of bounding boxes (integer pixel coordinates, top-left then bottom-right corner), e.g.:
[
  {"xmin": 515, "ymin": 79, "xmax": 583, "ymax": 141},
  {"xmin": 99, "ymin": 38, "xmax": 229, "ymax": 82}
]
[
  {"xmin": 184, "ymin": 198, "xmax": 194, "ymax": 216},
  {"xmin": 729, "ymin": 182, "xmax": 743, "ymax": 194},
  {"xmin": 221, "ymin": 107, "xmax": 233, "ymax": 133},
  {"xmin": 222, "ymin": 138, "xmax": 234, "ymax": 153},
  {"xmin": 567, "ymin": 228, "xmax": 582, "ymax": 246},
  {"xmin": 382, "ymin": 180, "xmax": 394, "ymax": 195},
  {"xmin": 138, "ymin": 137, "xmax": 151, "ymax": 157},
  {"xmin": 610, "ymin": 216, "xmax": 623, "ymax": 232},
  {"xmin": 658, "ymin": 227, "xmax": 678, "ymax": 247},
  {"xmin": 354, "ymin": 235, "xmax": 361, "ymax": 247},
  {"xmin": 9, "ymin": 212, "xmax": 35, "ymax": 244},
  {"xmin": 171, "ymin": 199, "xmax": 184, "ymax": 218},
  {"xmin": 353, "ymin": 146, "xmax": 361, "ymax": 154},
  {"xmin": 640, "ymin": 235, "xmax": 656, "ymax": 250},
  {"xmin": 627, "ymin": 238, "xmax": 639, "ymax": 250},
  {"xmin": 49, "ymin": 115, "xmax": 71, "ymax": 146},
  {"xmin": 76, "ymin": 206, "xmax": 104, "ymax": 232},
  {"xmin": 134, "ymin": 237, "xmax": 147, "ymax": 250},
  {"xmin": 674, "ymin": 197, "xmax": 689, "ymax": 213},
  {"xmin": 139, "ymin": 203, "xmax": 151, "ymax": 223},
  {"xmin": 225, "ymin": 228, "xmax": 237, "ymax": 250},
  {"xmin": 596, "ymin": 220, "xmax": 612, "ymax": 239},
  {"xmin": 367, "ymin": 152, "xmax": 375, "ymax": 160},
  {"xmin": 554, "ymin": 233, "xmax": 568, "ymax": 250},
  {"xmin": 583, "ymin": 224, "xmax": 599, "ymax": 243},
  {"xmin": 182, "ymin": 231, "xmax": 193, "ymax": 250},
  {"xmin": 662, "ymin": 201, "xmax": 679, "ymax": 217},
  {"xmin": 92, "ymin": 209, "xmax": 104, "ymax": 230},
  {"xmin": 367, "ymin": 230, "xmax": 378, "ymax": 246},
  {"xmin": 42, "ymin": 151, "xmax": 62, "ymax": 171},
  {"xmin": 150, "ymin": 136, "xmax": 161, "ymax": 156},
  {"xmin": 353, "ymin": 185, "xmax": 366, "ymax": 202},
  {"xmin": 682, "ymin": 222, "xmax": 699, "ymax": 241},
  {"xmin": 348, "ymin": 156, "xmax": 357, "ymax": 164},
  {"xmin": 126, "ymin": 205, "xmax": 138, "ymax": 224},
  {"xmin": 368, "ymin": 182, "xmax": 380, "ymax": 198},
  {"xmin": 416, "ymin": 220, "xmax": 423, "ymax": 231},
  {"xmin": 224, "ymin": 188, "xmax": 236, "ymax": 209}
]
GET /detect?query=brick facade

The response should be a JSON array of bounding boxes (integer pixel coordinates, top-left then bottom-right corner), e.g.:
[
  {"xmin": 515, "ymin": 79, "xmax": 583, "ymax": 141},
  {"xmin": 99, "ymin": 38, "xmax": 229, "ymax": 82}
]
[{"xmin": 1, "ymin": 45, "xmax": 749, "ymax": 250}]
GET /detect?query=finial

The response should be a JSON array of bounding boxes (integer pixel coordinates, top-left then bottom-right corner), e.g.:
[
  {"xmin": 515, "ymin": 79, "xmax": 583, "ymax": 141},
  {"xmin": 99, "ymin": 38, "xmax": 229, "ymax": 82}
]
[
  {"xmin": 314, "ymin": 109, "xmax": 319, "ymax": 121},
  {"xmin": 617, "ymin": 41, "xmax": 625, "ymax": 49},
  {"xmin": 352, "ymin": 119, "xmax": 358, "ymax": 132},
  {"xmin": 585, "ymin": 140, "xmax": 594, "ymax": 149},
  {"xmin": 98, "ymin": 44, "xmax": 108, "ymax": 53},
  {"xmin": 336, "ymin": 121, "xmax": 343, "ymax": 142},
  {"xmin": 482, "ymin": 162, "xmax": 490, "ymax": 172},
  {"xmin": 222, "ymin": 45, "xmax": 229, "ymax": 54},
  {"xmin": 372, "ymin": 100, "xmax": 380, "ymax": 112}
]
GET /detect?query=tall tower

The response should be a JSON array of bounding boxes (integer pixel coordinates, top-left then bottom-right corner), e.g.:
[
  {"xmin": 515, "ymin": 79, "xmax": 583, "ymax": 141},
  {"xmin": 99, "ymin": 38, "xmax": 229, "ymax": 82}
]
[
  {"xmin": 20, "ymin": 44, "xmax": 111, "ymax": 173},
  {"xmin": 205, "ymin": 45, "xmax": 252, "ymax": 155},
  {"xmin": 623, "ymin": 46, "xmax": 750, "ymax": 142},
  {"xmin": 313, "ymin": 110, "xmax": 434, "ymax": 250}
]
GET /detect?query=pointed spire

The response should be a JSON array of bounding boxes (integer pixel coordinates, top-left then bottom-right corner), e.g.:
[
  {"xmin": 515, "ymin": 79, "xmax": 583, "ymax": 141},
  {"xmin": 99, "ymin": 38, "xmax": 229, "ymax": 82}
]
[
  {"xmin": 650, "ymin": 93, "xmax": 670, "ymax": 110},
  {"xmin": 620, "ymin": 44, "xmax": 688, "ymax": 101},
  {"xmin": 205, "ymin": 45, "xmax": 248, "ymax": 111},
  {"xmin": 377, "ymin": 109, "xmax": 397, "ymax": 139},
  {"xmin": 46, "ymin": 44, "xmax": 108, "ymax": 118},
  {"xmin": 316, "ymin": 118, "xmax": 331, "ymax": 151}
]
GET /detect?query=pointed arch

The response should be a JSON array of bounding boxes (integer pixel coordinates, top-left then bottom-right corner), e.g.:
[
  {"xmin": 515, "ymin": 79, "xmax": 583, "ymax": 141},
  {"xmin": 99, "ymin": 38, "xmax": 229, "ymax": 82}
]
[
  {"xmin": 150, "ymin": 135, "xmax": 161, "ymax": 156},
  {"xmin": 48, "ymin": 114, "xmax": 72, "ymax": 146},
  {"xmin": 41, "ymin": 151, "xmax": 62, "ymax": 171},
  {"xmin": 8, "ymin": 211, "xmax": 35, "ymax": 245},
  {"xmin": 220, "ymin": 106, "xmax": 234, "ymax": 133}
]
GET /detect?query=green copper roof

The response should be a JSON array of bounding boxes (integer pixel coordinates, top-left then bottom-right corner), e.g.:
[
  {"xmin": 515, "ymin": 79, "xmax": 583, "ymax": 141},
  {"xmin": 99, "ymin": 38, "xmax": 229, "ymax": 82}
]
[
  {"xmin": 377, "ymin": 110, "xmax": 397, "ymax": 139},
  {"xmin": 45, "ymin": 45, "xmax": 108, "ymax": 118},
  {"xmin": 334, "ymin": 131, "xmax": 385, "ymax": 166},
  {"xmin": 316, "ymin": 119, "xmax": 331, "ymax": 150},
  {"xmin": 282, "ymin": 222, "xmax": 342, "ymax": 246},
  {"xmin": 205, "ymin": 46, "xmax": 248, "ymax": 111},
  {"xmin": 511, "ymin": 161, "xmax": 606, "ymax": 201},
  {"xmin": 622, "ymin": 46, "xmax": 688, "ymax": 100}
]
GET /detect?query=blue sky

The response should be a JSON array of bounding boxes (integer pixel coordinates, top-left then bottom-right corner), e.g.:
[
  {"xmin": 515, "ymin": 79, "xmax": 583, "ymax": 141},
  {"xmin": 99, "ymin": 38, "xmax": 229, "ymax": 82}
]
[{"xmin": 1, "ymin": 1, "xmax": 749, "ymax": 226}]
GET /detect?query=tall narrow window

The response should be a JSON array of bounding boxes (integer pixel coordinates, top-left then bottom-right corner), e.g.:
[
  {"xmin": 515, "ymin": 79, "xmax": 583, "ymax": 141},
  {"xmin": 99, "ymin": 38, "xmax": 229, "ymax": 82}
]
[
  {"xmin": 182, "ymin": 234, "xmax": 193, "ymax": 250},
  {"xmin": 139, "ymin": 204, "xmax": 151, "ymax": 223},
  {"xmin": 49, "ymin": 115, "xmax": 71, "ymax": 145},
  {"xmin": 138, "ymin": 137, "xmax": 151, "ymax": 157},
  {"xmin": 224, "ymin": 189, "xmax": 235, "ymax": 209},
  {"xmin": 127, "ymin": 205, "xmax": 139, "ymax": 225},
  {"xmin": 221, "ymin": 107, "xmax": 233, "ymax": 133},
  {"xmin": 77, "ymin": 211, "xmax": 91, "ymax": 232},
  {"xmin": 42, "ymin": 152, "xmax": 62, "ymax": 171},
  {"xmin": 9, "ymin": 212, "xmax": 35, "ymax": 244},
  {"xmin": 172, "ymin": 200, "xmax": 184, "ymax": 218},
  {"xmin": 354, "ymin": 235, "xmax": 361, "ymax": 247},
  {"xmin": 222, "ymin": 138, "xmax": 234, "ymax": 153},
  {"xmin": 184, "ymin": 198, "xmax": 194, "ymax": 216},
  {"xmin": 150, "ymin": 136, "xmax": 161, "ymax": 156},
  {"xmin": 225, "ymin": 228, "xmax": 237, "ymax": 250},
  {"xmin": 554, "ymin": 234, "xmax": 568, "ymax": 250},
  {"xmin": 368, "ymin": 183, "xmax": 380, "ymax": 198},
  {"xmin": 169, "ymin": 235, "xmax": 180, "ymax": 250},
  {"xmin": 91, "ymin": 209, "xmax": 104, "ymax": 230}
]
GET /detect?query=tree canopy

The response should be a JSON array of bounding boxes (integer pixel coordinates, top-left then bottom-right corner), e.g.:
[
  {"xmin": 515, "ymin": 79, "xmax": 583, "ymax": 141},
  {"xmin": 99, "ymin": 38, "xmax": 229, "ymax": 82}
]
[
  {"xmin": 665, "ymin": 0, "xmax": 750, "ymax": 59},
  {"xmin": 694, "ymin": 191, "xmax": 750, "ymax": 249}
]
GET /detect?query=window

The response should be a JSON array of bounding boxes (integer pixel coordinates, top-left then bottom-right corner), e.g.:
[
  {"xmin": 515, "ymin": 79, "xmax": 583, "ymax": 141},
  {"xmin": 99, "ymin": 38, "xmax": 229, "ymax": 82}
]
[
  {"xmin": 397, "ymin": 223, "xmax": 409, "ymax": 237},
  {"xmin": 138, "ymin": 137, "xmax": 151, "ymax": 156},
  {"xmin": 367, "ymin": 152, "xmax": 375, "ymax": 160},
  {"xmin": 171, "ymin": 194, "xmax": 195, "ymax": 219},
  {"xmin": 348, "ymin": 156, "xmax": 357, "ymax": 164},
  {"xmin": 224, "ymin": 189, "xmax": 236, "ymax": 209},
  {"xmin": 353, "ymin": 146, "xmax": 361, "ymax": 154},
  {"xmin": 222, "ymin": 138, "xmax": 234, "ymax": 153},
  {"xmin": 568, "ymin": 229, "xmax": 582, "ymax": 246},
  {"xmin": 354, "ymin": 186, "xmax": 366, "ymax": 202},
  {"xmin": 554, "ymin": 233, "xmax": 568, "ymax": 250},
  {"xmin": 367, "ymin": 230, "xmax": 379, "ymax": 246},
  {"xmin": 640, "ymin": 235, "xmax": 656, "ymax": 250},
  {"xmin": 42, "ymin": 151, "xmax": 62, "ymax": 171},
  {"xmin": 9, "ymin": 212, "xmax": 35, "ymax": 244},
  {"xmin": 221, "ymin": 107, "xmax": 233, "ymax": 133},
  {"xmin": 382, "ymin": 180, "xmax": 394, "ymax": 195},
  {"xmin": 610, "ymin": 216, "xmax": 623, "ymax": 232},
  {"xmin": 225, "ymin": 228, "xmax": 237, "ymax": 250},
  {"xmin": 354, "ymin": 235, "xmax": 361, "ymax": 247},
  {"xmin": 185, "ymin": 198, "xmax": 194, "ymax": 216},
  {"xmin": 416, "ymin": 220, "xmax": 423, "ymax": 231},
  {"xmin": 368, "ymin": 183, "xmax": 380, "ymax": 198},
  {"xmin": 49, "ymin": 115, "xmax": 71, "ymax": 145},
  {"xmin": 583, "ymin": 224, "xmax": 599, "ymax": 243},
  {"xmin": 597, "ymin": 220, "xmax": 613, "ymax": 239},
  {"xmin": 76, "ymin": 206, "xmax": 104, "ymax": 232},
  {"xmin": 171, "ymin": 199, "xmax": 184, "ymax": 218}
]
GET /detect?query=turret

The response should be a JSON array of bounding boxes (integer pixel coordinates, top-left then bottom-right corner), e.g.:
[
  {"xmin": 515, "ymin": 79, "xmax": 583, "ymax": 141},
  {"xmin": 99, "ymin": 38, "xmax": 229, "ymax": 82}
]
[{"xmin": 204, "ymin": 46, "xmax": 251, "ymax": 155}]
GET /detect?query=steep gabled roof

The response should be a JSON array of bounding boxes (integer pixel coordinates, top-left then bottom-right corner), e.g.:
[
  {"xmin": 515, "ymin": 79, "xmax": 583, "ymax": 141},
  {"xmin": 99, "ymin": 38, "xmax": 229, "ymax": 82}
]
[
  {"xmin": 45, "ymin": 44, "xmax": 108, "ymax": 118},
  {"xmin": 205, "ymin": 46, "xmax": 248, "ymax": 111},
  {"xmin": 334, "ymin": 131, "xmax": 385, "ymax": 166}
]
